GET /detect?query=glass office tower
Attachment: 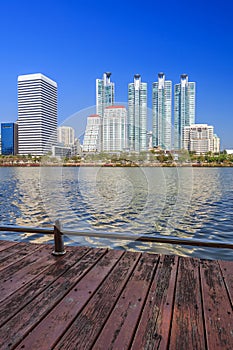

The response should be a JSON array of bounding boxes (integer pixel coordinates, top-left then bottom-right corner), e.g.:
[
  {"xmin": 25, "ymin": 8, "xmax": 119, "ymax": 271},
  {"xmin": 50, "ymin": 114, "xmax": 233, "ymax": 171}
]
[{"xmin": 1, "ymin": 122, "xmax": 18, "ymax": 155}]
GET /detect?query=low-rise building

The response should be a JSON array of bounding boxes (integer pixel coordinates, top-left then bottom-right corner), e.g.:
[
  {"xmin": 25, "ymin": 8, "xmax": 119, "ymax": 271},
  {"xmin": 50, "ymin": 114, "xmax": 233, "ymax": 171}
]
[{"xmin": 183, "ymin": 124, "xmax": 215, "ymax": 154}]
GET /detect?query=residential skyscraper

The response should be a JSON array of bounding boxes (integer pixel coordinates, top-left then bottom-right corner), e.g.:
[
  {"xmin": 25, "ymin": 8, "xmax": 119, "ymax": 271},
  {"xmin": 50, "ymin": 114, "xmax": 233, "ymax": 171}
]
[
  {"xmin": 18, "ymin": 73, "xmax": 57, "ymax": 155},
  {"xmin": 83, "ymin": 114, "xmax": 101, "ymax": 152},
  {"xmin": 174, "ymin": 74, "xmax": 196, "ymax": 150},
  {"xmin": 1, "ymin": 123, "xmax": 18, "ymax": 155},
  {"xmin": 152, "ymin": 73, "xmax": 172, "ymax": 150},
  {"xmin": 103, "ymin": 106, "xmax": 128, "ymax": 152},
  {"xmin": 96, "ymin": 72, "xmax": 115, "ymax": 118},
  {"xmin": 128, "ymin": 74, "xmax": 147, "ymax": 152},
  {"xmin": 96, "ymin": 72, "xmax": 115, "ymax": 150}
]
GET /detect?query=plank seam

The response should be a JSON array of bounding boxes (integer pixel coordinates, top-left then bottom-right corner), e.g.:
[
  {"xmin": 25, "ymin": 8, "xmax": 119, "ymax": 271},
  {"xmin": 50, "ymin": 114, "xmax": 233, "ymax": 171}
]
[
  {"xmin": 128, "ymin": 254, "xmax": 161, "ymax": 349},
  {"xmin": 166, "ymin": 255, "xmax": 180, "ymax": 350},
  {"xmin": 84, "ymin": 252, "xmax": 142, "ymax": 350}
]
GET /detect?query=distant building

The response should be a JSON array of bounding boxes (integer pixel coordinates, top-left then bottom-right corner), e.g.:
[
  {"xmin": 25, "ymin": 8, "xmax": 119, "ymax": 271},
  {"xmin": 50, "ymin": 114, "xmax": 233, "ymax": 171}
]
[
  {"xmin": 52, "ymin": 145, "xmax": 71, "ymax": 158},
  {"xmin": 128, "ymin": 74, "xmax": 147, "ymax": 152},
  {"xmin": 57, "ymin": 126, "xmax": 75, "ymax": 146},
  {"xmin": 147, "ymin": 131, "xmax": 153, "ymax": 150},
  {"xmin": 72, "ymin": 138, "xmax": 82, "ymax": 156},
  {"xmin": 152, "ymin": 73, "xmax": 172, "ymax": 150},
  {"xmin": 103, "ymin": 106, "xmax": 128, "ymax": 152},
  {"xmin": 1, "ymin": 122, "xmax": 18, "ymax": 155},
  {"xmin": 18, "ymin": 73, "xmax": 57, "ymax": 156},
  {"xmin": 183, "ymin": 124, "xmax": 214, "ymax": 154},
  {"xmin": 226, "ymin": 149, "xmax": 233, "ymax": 155},
  {"xmin": 83, "ymin": 114, "xmax": 101, "ymax": 152},
  {"xmin": 174, "ymin": 74, "xmax": 196, "ymax": 150},
  {"xmin": 213, "ymin": 134, "xmax": 220, "ymax": 153}
]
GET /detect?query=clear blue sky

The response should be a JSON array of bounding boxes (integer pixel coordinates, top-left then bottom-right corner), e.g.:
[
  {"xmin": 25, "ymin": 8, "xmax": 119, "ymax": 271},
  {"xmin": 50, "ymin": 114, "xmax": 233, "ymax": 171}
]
[{"xmin": 0, "ymin": 0, "xmax": 233, "ymax": 148}]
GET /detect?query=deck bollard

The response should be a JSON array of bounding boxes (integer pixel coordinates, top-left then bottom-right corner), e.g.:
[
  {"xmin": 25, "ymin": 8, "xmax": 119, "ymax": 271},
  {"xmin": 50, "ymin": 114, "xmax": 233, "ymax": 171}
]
[{"xmin": 52, "ymin": 219, "xmax": 66, "ymax": 255}]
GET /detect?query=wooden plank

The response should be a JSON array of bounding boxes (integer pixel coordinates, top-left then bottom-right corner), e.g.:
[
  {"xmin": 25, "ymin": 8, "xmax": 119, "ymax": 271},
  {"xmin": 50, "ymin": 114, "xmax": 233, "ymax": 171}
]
[
  {"xmin": 0, "ymin": 244, "xmax": 54, "ymax": 302},
  {"xmin": 0, "ymin": 240, "xmax": 18, "ymax": 252},
  {"xmin": 47, "ymin": 251, "xmax": 142, "ymax": 350},
  {"xmin": 15, "ymin": 249, "xmax": 125, "ymax": 350},
  {"xmin": 90, "ymin": 253, "xmax": 159, "ymax": 350},
  {"xmin": 218, "ymin": 260, "xmax": 233, "ymax": 306},
  {"xmin": 0, "ymin": 247, "xmax": 107, "ymax": 349},
  {"xmin": 169, "ymin": 257, "xmax": 206, "ymax": 350},
  {"xmin": 0, "ymin": 242, "xmax": 42, "ymax": 271},
  {"xmin": 200, "ymin": 259, "xmax": 233, "ymax": 350},
  {"xmin": 131, "ymin": 255, "xmax": 178, "ymax": 350},
  {"xmin": 0, "ymin": 246, "xmax": 90, "ymax": 327}
]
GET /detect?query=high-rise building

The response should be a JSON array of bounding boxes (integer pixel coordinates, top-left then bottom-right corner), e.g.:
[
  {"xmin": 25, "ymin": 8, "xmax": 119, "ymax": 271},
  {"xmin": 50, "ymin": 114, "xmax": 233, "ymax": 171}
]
[
  {"xmin": 57, "ymin": 126, "xmax": 75, "ymax": 146},
  {"xmin": 128, "ymin": 74, "xmax": 147, "ymax": 152},
  {"xmin": 96, "ymin": 72, "xmax": 115, "ymax": 118},
  {"xmin": 183, "ymin": 124, "xmax": 214, "ymax": 154},
  {"xmin": 152, "ymin": 73, "xmax": 172, "ymax": 150},
  {"xmin": 174, "ymin": 74, "xmax": 196, "ymax": 150},
  {"xmin": 103, "ymin": 106, "xmax": 128, "ymax": 152},
  {"xmin": 83, "ymin": 114, "xmax": 101, "ymax": 152},
  {"xmin": 96, "ymin": 72, "xmax": 115, "ymax": 150},
  {"xmin": 1, "ymin": 122, "xmax": 18, "ymax": 155},
  {"xmin": 18, "ymin": 73, "xmax": 57, "ymax": 155}
]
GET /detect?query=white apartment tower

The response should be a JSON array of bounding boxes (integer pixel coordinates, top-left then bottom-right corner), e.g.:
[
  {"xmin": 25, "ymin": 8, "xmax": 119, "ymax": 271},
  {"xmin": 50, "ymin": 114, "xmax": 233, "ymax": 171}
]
[
  {"xmin": 103, "ymin": 106, "xmax": 128, "ymax": 152},
  {"xmin": 83, "ymin": 114, "xmax": 101, "ymax": 152},
  {"xmin": 18, "ymin": 73, "xmax": 57, "ymax": 155},
  {"xmin": 152, "ymin": 73, "xmax": 172, "ymax": 150},
  {"xmin": 128, "ymin": 74, "xmax": 147, "ymax": 152},
  {"xmin": 174, "ymin": 74, "xmax": 196, "ymax": 150},
  {"xmin": 57, "ymin": 126, "xmax": 75, "ymax": 146}
]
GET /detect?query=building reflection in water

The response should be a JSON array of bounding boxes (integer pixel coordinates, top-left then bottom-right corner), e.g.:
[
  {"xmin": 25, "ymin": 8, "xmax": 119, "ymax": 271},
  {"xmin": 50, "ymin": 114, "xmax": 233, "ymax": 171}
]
[{"xmin": 1, "ymin": 166, "xmax": 232, "ymax": 259}]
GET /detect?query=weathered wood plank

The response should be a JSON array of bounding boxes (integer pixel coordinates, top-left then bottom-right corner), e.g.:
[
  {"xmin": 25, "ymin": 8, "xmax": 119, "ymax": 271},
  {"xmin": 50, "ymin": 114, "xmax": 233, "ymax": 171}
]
[
  {"xmin": 200, "ymin": 259, "xmax": 233, "ymax": 350},
  {"xmin": 0, "ymin": 246, "xmax": 90, "ymax": 327},
  {"xmin": 0, "ymin": 244, "xmax": 56, "ymax": 302},
  {"xmin": 0, "ymin": 240, "xmax": 18, "ymax": 251},
  {"xmin": 0, "ymin": 248, "xmax": 107, "ymax": 350},
  {"xmin": 131, "ymin": 255, "xmax": 178, "ymax": 350},
  {"xmin": 219, "ymin": 260, "xmax": 233, "ymax": 307},
  {"xmin": 169, "ymin": 257, "xmax": 206, "ymax": 350},
  {"xmin": 0, "ymin": 242, "xmax": 41, "ymax": 271},
  {"xmin": 16, "ymin": 249, "xmax": 126, "ymax": 350},
  {"xmin": 90, "ymin": 253, "xmax": 159, "ymax": 350},
  {"xmin": 52, "ymin": 251, "xmax": 141, "ymax": 350}
]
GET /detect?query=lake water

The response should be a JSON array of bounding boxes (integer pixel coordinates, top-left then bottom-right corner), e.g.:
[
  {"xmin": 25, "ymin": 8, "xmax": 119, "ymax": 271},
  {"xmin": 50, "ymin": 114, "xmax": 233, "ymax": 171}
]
[{"xmin": 0, "ymin": 166, "xmax": 233, "ymax": 260}]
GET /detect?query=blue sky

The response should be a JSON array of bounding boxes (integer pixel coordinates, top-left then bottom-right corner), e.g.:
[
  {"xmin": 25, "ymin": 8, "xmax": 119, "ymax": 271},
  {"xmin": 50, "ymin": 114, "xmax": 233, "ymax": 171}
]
[{"xmin": 0, "ymin": 0, "xmax": 233, "ymax": 148}]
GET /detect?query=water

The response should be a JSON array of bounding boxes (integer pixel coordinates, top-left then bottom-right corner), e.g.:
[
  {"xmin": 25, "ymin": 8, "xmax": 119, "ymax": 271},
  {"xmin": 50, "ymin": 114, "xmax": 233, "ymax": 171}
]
[{"xmin": 0, "ymin": 166, "xmax": 233, "ymax": 260}]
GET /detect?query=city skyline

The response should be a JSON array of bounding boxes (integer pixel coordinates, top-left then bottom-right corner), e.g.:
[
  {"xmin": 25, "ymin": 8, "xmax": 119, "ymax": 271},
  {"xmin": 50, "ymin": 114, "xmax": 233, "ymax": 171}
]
[{"xmin": 0, "ymin": 1, "xmax": 232, "ymax": 148}]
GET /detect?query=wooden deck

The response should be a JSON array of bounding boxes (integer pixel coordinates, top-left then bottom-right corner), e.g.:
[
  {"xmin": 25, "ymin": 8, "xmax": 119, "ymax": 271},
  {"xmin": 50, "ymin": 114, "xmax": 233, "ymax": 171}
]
[{"xmin": 0, "ymin": 240, "xmax": 232, "ymax": 350}]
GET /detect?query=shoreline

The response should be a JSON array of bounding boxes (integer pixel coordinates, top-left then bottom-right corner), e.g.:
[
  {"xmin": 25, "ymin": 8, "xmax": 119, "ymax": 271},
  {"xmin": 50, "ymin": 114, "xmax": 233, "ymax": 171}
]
[{"xmin": 0, "ymin": 162, "xmax": 233, "ymax": 167}]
